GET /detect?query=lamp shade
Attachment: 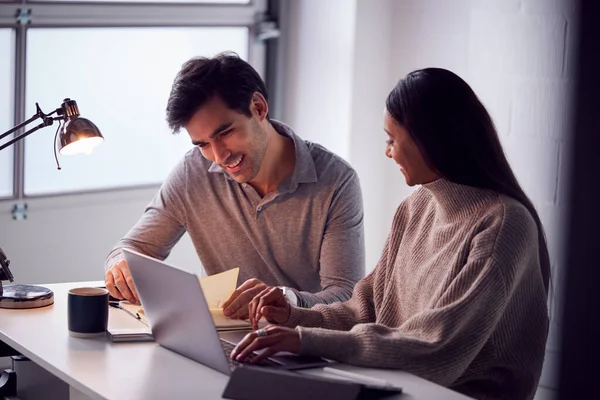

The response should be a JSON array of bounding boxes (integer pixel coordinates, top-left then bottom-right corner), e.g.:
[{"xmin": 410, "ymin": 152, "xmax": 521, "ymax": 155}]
[{"xmin": 59, "ymin": 117, "xmax": 104, "ymax": 155}]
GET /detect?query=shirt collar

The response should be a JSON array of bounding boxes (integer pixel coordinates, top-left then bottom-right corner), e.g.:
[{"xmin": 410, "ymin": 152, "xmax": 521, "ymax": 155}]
[{"xmin": 207, "ymin": 120, "xmax": 318, "ymax": 191}]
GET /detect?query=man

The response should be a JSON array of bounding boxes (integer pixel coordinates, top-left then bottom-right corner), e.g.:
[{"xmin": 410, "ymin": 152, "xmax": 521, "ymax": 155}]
[{"xmin": 104, "ymin": 52, "xmax": 364, "ymax": 319}]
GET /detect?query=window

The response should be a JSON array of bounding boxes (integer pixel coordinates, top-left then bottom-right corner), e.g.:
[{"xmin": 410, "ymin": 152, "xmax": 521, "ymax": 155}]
[
  {"xmin": 0, "ymin": 0, "xmax": 271, "ymax": 198},
  {"xmin": 25, "ymin": 27, "xmax": 248, "ymax": 195},
  {"xmin": 0, "ymin": 29, "xmax": 13, "ymax": 198}
]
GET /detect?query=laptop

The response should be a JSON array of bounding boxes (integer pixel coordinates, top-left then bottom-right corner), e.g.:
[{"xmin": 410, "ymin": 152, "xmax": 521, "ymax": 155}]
[{"xmin": 122, "ymin": 248, "xmax": 329, "ymax": 375}]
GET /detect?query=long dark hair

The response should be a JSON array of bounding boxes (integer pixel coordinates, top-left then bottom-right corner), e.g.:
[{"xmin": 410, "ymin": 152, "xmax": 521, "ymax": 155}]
[{"xmin": 386, "ymin": 68, "xmax": 550, "ymax": 293}]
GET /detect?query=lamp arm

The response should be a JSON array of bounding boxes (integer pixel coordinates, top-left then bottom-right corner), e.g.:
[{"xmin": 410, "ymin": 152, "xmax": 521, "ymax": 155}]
[
  {"xmin": 0, "ymin": 112, "xmax": 41, "ymax": 142},
  {"xmin": 0, "ymin": 103, "xmax": 62, "ymax": 152},
  {"xmin": 0, "ymin": 119, "xmax": 54, "ymax": 152}
]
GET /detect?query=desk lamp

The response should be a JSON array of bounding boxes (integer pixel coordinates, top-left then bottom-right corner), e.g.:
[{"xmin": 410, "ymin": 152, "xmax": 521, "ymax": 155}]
[{"xmin": 0, "ymin": 98, "xmax": 103, "ymax": 309}]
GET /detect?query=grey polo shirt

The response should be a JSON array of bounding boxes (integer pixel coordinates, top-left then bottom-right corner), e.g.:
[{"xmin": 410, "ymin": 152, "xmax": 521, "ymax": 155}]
[{"xmin": 106, "ymin": 120, "xmax": 365, "ymax": 307}]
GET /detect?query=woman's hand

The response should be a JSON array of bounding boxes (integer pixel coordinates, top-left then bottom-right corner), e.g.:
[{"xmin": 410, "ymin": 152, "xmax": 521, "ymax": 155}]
[
  {"xmin": 230, "ymin": 325, "xmax": 300, "ymax": 364},
  {"xmin": 248, "ymin": 286, "xmax": 291, "ymax": 330}
]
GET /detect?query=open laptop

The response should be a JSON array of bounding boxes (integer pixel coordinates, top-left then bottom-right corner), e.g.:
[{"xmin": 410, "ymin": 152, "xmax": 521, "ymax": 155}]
[{"xmin": 122, "ymin": 248, "xmax": 329, "ymax": 375}]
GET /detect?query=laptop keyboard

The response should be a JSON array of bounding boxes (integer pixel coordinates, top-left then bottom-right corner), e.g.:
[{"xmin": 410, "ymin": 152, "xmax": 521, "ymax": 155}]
[{"xmin": 220, "ymin": 339, "xmax": 280, "ymax": 369}]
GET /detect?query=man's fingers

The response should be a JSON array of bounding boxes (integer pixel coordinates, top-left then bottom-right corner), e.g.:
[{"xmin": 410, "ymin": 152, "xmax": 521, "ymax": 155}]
[
  {"xmin": 124, "ymin": 274, "xmax": 140, "ymax": 305},
  {"xmin": 221, "ymin": 290, "xmax": 240, "ymax": 310},
  {"xmin": 228, "ymin": 289, "xmax": 260, "ymax": 319},
  {"xmin": 223, "ymin": 278, "xmax": 262, "ymax": 310},
  {"xmin": 104, "ymin": 271, "xmax": 122, "ymax": 299},
  {"xmin": 226, "ymin": 286, "xmax": 265, "ymax": 318},
  {"xmin": 232, "ymin": 307, "xmax": 250, "ymax": 320},
  {"xmin": 111, "ymin": 268, "xmax": 132, "ymax": 302},
  {"xmin": 111, "ymin": 264, "xmax": 137, "ymax": 304}
]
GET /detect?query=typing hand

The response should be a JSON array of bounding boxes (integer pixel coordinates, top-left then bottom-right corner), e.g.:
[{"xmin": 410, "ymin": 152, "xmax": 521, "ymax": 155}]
[
  {"xmin": 248, "ymin": 286, "xmax": 291, "ymax": 330},
  {"xmin": 230, "ymin": 325, "xmax": 300, "ymax": 364},
  {"xmin": 222, "ymin": 278, "xmax": 269, "ymax": 320},
  {"xmin": 105, "ymin": 258, "xmax": 140, "ymax": 305}
]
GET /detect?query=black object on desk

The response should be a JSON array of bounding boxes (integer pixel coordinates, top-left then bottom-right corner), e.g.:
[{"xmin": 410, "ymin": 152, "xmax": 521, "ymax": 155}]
[
  {"xmin": 67, "ymin": 287, "xmax": 109, "ymax": 338},
  {"xmin": 0, "ymin": 284, "xmax": 54, "ymax": 309},
  {"xmin": 0, "ymin": 246, "xmax": 54, "ymax": 309},
  {"xmin": 223, "ymin": 365, "xmax": 402, "ymax": 400}
]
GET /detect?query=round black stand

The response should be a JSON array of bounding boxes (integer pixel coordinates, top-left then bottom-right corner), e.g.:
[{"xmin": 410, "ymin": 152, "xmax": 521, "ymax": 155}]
[
  {"xmin": 0, "ymin": 368, "xmax": 16, "ymax": 397},
  {"xmin": 0, "ymin": 284, "xmax": 54, "ymax": 309}
]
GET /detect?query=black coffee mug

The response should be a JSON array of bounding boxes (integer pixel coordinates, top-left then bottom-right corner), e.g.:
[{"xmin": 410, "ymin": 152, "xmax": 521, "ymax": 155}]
[{"xmin": 68, "ymin": 287, "xmax": 109, "ymax": 338}]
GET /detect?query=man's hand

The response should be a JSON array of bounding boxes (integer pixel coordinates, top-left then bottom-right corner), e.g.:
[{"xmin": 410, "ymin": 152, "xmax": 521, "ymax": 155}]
[
  {"xmin": 230, "ymin": 325, "xmax": 300, "ymax": 364},
  {"xmin": 105, "ymin": 258, "xmax": 140, "ymax": 305},
  {"xmin": 248, "ymin": 286, "xmax": 291, "ymax": 330},
  {"xmin": 222, "ymin": 278, "xmax": 269, "ymax": 319}
]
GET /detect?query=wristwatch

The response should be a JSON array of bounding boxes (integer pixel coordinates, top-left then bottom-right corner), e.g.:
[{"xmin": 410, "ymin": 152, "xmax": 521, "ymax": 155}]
[{"xmin": 280, "ymin": 286, "xmax": 298, "ymax": 306}]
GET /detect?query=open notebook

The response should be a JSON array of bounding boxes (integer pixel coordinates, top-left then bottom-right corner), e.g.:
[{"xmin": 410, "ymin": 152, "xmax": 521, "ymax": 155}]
[{"xmin": 108, "ymin": 267, "xmax": 251, "ymax": 341}]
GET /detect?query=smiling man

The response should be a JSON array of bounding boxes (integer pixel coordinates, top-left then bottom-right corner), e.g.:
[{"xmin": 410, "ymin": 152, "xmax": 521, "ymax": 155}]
[{"xmin": 104, "ymin": 52, "xmax": 365, "ymax": 319}]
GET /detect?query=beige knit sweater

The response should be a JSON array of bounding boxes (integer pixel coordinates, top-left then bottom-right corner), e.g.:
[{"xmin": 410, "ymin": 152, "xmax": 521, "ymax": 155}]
[{"xmin": 284, "ymin": 179, "xmax": 549, "ymax": 400}]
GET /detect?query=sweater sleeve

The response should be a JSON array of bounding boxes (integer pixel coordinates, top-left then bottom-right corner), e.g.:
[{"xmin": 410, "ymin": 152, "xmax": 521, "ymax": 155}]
[
  {"xmin": 104, "ymin": 156, "xmax": 189, "ymax": 270},
  {"xmin": 293, "ymin": 170, "xmax": 365, "ymax": 307},
  {"xmin": 283, "ymin": 217, "xmax": 401, "ymax": 330},
  {"xmin": 284, "ymin": 271, "xmax": 376, "ymax": 330},
  {"xmin": 295, "ymin": 205, "xmax": 539, "ymax": 387}
]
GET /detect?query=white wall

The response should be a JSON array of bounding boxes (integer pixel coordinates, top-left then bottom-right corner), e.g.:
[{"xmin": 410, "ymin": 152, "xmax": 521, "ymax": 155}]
[
  {"xmin": 281, "ymin": 0, "xmax": 357, "ymax": 162},
  {"xmin": 348, "ymin": 0, "xmax": 397, "ymax": 271},
  {"xmin": 0, "ymin": 189, "xmax": 200, "ymax": 285}
]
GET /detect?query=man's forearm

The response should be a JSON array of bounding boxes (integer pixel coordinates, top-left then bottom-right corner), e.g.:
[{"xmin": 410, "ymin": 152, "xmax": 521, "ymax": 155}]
[
  {"xmin": 105, "ymin": 248, "xmax": 125, "ymax": 271},
  {"xmin": 104, "ymin": 236, "xmax": 174, "ymax": 272}
]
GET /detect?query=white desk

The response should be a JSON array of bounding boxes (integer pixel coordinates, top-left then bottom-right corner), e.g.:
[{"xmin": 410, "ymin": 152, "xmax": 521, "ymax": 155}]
[{"xmin": 0, "ymin": 281, "xmax": 471, "ymax": 400}]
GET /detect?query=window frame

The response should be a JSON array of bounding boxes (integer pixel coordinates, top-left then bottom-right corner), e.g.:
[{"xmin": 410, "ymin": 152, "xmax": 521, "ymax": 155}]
[{"xmin": 0, "ymin": 0, "xmax": 275, "ymax": 200}]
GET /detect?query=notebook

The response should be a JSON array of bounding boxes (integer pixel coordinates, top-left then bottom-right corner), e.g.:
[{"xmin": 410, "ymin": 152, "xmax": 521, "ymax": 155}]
[
  {"xmin": 107, "ymin": 266, "xmax": 250, "ymax": 341},
  {"xmin": 111, "ymin": 268, "xmax": 252, "ymax": 333},
  {"xmin": 107, "ymin": 301, "xmax": 153, "ymax": 342},
  {"xmin": 136, "ymin": 267, "xmax": 251, "ymax": 331}
]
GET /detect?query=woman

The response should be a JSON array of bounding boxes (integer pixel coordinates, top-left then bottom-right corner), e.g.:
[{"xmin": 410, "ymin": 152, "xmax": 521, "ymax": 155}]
[{"xmin": 231, "ymin": 68, "xmax": 550, "ymax": 400}]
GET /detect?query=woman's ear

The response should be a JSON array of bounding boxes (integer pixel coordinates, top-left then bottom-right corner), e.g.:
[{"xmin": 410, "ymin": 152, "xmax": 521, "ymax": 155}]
[{"xmin": 250, "ymin": 92, "xmax": 269, "ymax": 121}]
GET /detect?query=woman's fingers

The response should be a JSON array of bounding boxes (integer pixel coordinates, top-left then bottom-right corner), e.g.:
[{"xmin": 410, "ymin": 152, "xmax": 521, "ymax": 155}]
[
  {"xmin": 261, "ymin": 305, "xmax": 289, "ymax": 324},
  {"xmin": 246, "ymin": 332, "xmax": 297, "ymax": 364},
  {"xmin": 230, "ymin": 326, "xmax": 300, "ymax": 363},
  {"xmin": 249, "ymin": 287, "xmax": 272, "ymax": 329},
  {"xmin": 231, "ymin": 330, "xmax": 275, "ymax": 361},
  {"xmin": 254, "ymin": 287, "xmax": 285, "ymax": 324}
]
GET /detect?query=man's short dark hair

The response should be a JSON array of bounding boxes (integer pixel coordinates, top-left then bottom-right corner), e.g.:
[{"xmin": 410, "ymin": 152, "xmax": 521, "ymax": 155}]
[{"xmin": 166, "ymin": 51, "xmax": 269, "ymax": 133}]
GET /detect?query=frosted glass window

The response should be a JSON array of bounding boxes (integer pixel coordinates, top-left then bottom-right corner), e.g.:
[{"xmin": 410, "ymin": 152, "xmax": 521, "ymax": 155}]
[
  {"xmin": 0, "ymin": 29, "xmax": 13, "ymax": 198},
  {"xmin": 25, "ymin": 27, "xmax": 248, "ymax": 195}
]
